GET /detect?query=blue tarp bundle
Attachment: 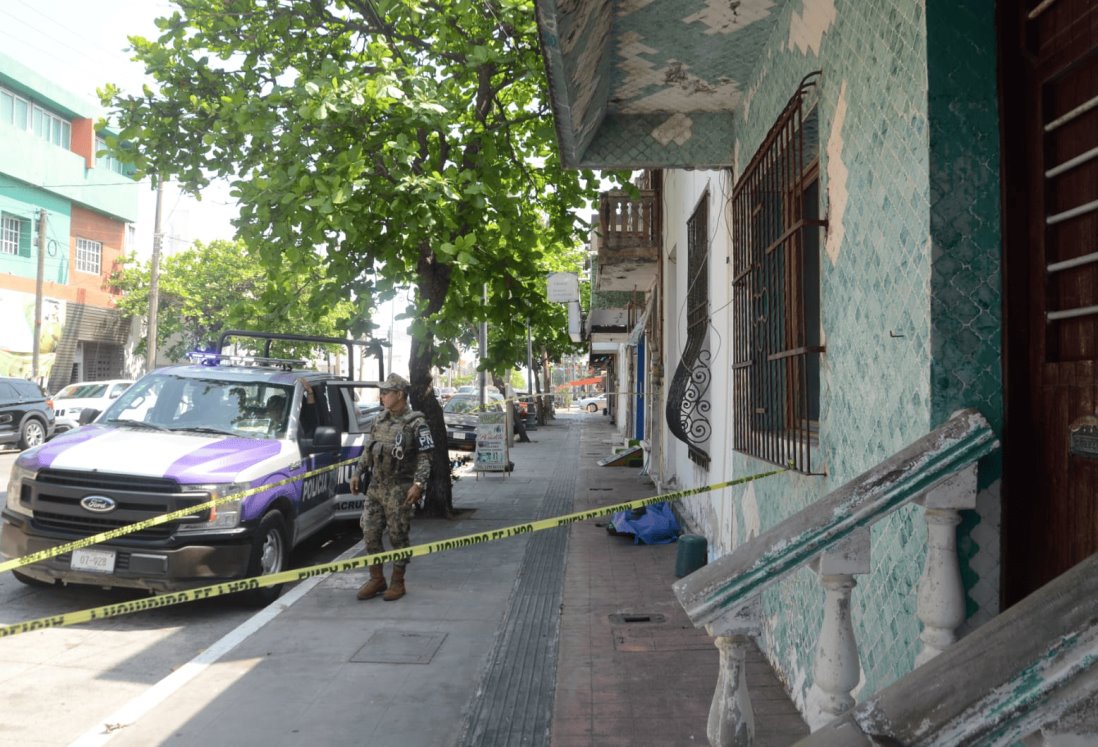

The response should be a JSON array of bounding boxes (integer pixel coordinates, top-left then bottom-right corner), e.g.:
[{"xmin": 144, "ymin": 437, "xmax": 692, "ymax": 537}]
[{"xmin": 608, "ymin": 502, "xmax": 681, "ymax": 545}]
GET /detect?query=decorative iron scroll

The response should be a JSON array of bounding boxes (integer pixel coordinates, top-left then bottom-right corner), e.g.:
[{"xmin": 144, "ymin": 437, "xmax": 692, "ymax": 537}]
[
  {"xmin": 666, "ymin": 341, "xmax": 712, "ymax": 466},
  {"xmin": 667, "ymin": 190, "xmax": 712, "ymax": 467}
]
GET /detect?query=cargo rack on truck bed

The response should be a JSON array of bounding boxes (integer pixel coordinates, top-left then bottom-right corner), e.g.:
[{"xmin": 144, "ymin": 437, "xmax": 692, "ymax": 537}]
[{"xmin": 215, "ymin": 330, "xmax": 388, "ymax": 380}]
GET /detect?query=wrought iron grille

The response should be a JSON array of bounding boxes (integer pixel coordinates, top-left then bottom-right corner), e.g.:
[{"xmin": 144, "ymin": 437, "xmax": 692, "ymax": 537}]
[
  {"xmin": 732, "ymin": 71, "xmax": 826, "ymax": 474},
  {"xmin": 666, "ymin": 192, "xmax": 711, "ymax": 468}
]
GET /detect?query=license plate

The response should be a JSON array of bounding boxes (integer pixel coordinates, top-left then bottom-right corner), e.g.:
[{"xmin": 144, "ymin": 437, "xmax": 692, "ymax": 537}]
[{"xmin": 71, "ymin": 548, "xmax": 116, "ymax": 574}]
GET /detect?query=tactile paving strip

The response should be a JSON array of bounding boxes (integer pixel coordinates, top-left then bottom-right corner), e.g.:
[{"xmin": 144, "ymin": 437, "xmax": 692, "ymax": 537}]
[{"xmin": 458, "ymin": 420, "xmax": 578, "ymax": 746}]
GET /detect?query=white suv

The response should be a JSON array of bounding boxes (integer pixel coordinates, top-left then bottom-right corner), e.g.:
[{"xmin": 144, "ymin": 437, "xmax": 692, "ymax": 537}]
[{"xmin": 52, "ymin": 379, "xmax": 133, "ymax": 434}]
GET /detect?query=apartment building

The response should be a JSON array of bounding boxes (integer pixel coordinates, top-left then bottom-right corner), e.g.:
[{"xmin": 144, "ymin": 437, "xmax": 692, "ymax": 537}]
[{"xmin": 0, "ymin": 51, "xmax": 138, "ymax": 393}]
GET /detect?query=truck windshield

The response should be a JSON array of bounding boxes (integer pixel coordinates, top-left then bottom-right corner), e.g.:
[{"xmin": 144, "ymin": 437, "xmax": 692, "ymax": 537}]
[{"xmin": 101, "ymin": 374, "xmax": 295, "ymax": 438}]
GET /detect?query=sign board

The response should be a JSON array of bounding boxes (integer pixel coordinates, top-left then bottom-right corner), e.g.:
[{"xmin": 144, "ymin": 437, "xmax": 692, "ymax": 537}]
[
  {"xmin": 567, "ymin": 301, "xmax": 582, "ymax": 343},
  {"xmin": 1070, "ymin": 417, "xmax": 1098, "ymax": 459},
  {"xmin": 547, "ymin": 272, "xmax": 580, "ymax": 303},
  {"xmin": 475, "ymin": 411, "xmax": 510, "ymax": 472}
]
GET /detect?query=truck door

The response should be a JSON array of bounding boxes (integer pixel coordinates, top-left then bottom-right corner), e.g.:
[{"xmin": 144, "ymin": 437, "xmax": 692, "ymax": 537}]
[
  {"xmin": 293, "ymin": 379, "xmax": 339, "ymax": 540},
  {"xmin": 326, "ymin": 381, "xmax": 381, "ymax": 522}
]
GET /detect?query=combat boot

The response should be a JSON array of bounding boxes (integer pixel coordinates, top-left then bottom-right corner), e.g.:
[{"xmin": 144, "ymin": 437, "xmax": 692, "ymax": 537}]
[
  {"xmin": 383, "ymin": 565, "xmax": 406, "ymax": 601},
  {"xmin": 356, "ymin": 564, "xmax": 387, "ymax": 600}
]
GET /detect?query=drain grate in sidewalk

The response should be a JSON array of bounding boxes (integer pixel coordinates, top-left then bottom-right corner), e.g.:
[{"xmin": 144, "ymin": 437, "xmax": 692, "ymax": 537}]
[
  {"xmin": 608, "ymin": 612, "xmax": 667, "ymax": 625},
  {"xmin": 351, "ymin": 630, "xmax": 447, "ymax": 664}
]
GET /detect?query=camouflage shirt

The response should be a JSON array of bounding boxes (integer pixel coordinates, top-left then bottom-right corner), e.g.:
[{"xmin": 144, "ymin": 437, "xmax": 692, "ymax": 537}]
[{"xmin": 358, "ymin": 407, "xmax": 433, "ymax": 488}]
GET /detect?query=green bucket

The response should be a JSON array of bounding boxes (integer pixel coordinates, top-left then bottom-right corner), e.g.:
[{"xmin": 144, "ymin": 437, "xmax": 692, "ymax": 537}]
[{"xmin": 675, "ymin": 534, "xmax": 708, "ymax": 578}]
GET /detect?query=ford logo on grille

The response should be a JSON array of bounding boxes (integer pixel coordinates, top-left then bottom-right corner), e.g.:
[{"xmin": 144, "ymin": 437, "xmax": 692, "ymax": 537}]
[{"xmin": 80, "ymin": 495, "xmax": 117, "ymax": 513}]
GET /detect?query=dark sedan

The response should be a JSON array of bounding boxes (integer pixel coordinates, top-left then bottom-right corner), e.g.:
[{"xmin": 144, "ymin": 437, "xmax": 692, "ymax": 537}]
[{"xmin": 443, "ymin": 393, "xmax": 503, "ymax": 450}]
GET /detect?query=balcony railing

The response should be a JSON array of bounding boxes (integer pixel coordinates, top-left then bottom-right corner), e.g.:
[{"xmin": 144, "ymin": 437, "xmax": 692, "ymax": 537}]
[{"xmin": 599, "ymin": 190, "xmax": 660, "ymax": 249}]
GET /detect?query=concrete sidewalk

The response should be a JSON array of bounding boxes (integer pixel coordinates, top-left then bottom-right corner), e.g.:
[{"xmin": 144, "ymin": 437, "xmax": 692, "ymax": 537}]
[{"xmin": 100, "ymin": 411, "xmax": 805, "ymax": 746}]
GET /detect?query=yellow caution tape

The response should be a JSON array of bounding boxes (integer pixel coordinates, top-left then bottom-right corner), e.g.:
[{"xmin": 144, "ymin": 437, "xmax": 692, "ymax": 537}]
[
  {"xmin": 0, "ymin": 456, "xmax": 361, "ymax": 574},
  {"xmin": 0, "ymin": 467, "xmax": 784, "ymax": 638},
  {"xmin": 0, "ymin": 392, "xmax": 618, "ymax": 573}
]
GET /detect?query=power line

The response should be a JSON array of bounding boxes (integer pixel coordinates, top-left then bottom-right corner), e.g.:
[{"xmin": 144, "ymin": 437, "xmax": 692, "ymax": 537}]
[{"xmin": 8, "ymin": 0, "xmax": 136, "ymax": 63}]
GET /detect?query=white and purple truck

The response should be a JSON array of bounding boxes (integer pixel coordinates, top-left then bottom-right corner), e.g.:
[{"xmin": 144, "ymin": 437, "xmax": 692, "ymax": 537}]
[{"xmin": 1, "ymin": 334, "xmax": 383, "ymax": 605}]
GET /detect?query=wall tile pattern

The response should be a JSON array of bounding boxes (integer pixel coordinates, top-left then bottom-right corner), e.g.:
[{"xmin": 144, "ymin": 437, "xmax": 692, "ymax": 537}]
[{"xmin": 701, "ymin": 0, "xmax": 1003, "ymax": 711}]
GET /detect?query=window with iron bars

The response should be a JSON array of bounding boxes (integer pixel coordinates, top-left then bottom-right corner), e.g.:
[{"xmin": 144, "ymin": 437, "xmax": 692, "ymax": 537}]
[
  {"xmin": 665, "ymin": 191, "xmax": 711, "ymax": 468},
  {"xmin": 731, "ymin": 72, "xmax": 826, "ymax": 474}
]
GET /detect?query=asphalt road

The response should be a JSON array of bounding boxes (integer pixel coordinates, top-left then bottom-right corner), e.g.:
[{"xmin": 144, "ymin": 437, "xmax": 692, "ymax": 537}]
[{"xmin": 0, "ymin": 447, "xmax": 361, "ymax": 746}]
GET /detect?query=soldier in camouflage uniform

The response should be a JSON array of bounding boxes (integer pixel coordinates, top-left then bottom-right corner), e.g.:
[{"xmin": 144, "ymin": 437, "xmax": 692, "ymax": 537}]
[{"xmin": 349, "ymin": 372, "xmax": 432, "ymax": 601}]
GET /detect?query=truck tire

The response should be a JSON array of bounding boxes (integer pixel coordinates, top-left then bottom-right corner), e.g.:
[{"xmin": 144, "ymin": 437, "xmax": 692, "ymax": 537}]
[
  {"xmin": 242, "ymin": 510, "xmax": 289, "ymax": 607},
  {"xmin": 18, "ymin": 418, "xmax": 46, "ymax": 450}
]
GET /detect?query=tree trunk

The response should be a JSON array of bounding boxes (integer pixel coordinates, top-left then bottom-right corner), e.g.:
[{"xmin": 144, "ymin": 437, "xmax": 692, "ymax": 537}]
[{"xmin": 410, "ymin": 242, "xmax": 454, "ymax": 518}]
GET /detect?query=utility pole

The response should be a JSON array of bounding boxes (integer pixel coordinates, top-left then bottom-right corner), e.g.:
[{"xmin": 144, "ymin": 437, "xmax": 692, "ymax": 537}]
[
  {"xmin": 478, "ymin": 283, "xmax": 487, "ymax": 407},
  {"xmin": 146, "ymin": 178, "xmax": 165, "ymax": 372},
  {"xmin": 32, "ymin": 210, "xmax": 46, "ymax": 385},
  {"xmin": 526, "ymin": 320, "xmax": 534, "ymax": 394}
]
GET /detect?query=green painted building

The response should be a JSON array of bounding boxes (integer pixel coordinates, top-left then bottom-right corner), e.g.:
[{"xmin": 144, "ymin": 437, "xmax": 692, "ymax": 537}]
[{"xmin": 0, "ymin": 50, "xmax": 138, "ymax": 392}]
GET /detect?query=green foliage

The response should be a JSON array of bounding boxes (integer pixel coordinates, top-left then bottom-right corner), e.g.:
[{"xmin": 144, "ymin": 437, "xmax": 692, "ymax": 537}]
[
  {"xmin": 102, "ymin": 0, "xmax": 598, "ymax": 514},
  {"xmin": 113, "ymin": 239, "xmax": 357, "ymax": 361},
  {"xmin": 102, "ymin": 0, "xmax": 595, "ymax": 370}
]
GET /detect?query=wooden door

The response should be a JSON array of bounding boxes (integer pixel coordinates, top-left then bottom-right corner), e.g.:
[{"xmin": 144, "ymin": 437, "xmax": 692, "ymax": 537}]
[{"xmin": 1000, "ymin": 0, "xmax": 1098, "ymax": 605}]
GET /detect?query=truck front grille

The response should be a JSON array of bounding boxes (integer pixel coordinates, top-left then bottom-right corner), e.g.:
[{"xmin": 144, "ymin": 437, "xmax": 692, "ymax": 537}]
[{"xmin": 29, "ymin": 469, "xmax": 209, "ymax": 544}]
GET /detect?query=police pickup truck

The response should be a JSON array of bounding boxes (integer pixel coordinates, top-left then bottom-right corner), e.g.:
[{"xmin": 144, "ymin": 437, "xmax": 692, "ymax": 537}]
[{"xmin": 1, "ymin": 332, "xmax": 384, "ymax": 605}]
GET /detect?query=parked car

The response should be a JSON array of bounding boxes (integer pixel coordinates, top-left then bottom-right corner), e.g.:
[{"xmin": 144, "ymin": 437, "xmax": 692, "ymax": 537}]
[
  {"xmin": 443, "ymin": 392, "xmax": 504, "ymax": 450},
  {"xmin": 51, "ymin": 379, "xmax": 133, "ymax": 435},
  {"xmin": 437, "ymin": 386, "xmax": 456, "ymax": 403},
  {"xmin": 0, "ymin": 377, "xmax": 55, "ymax": 450},
  {"xmin": 576, "ymin": 393, "xmax": 607, "ymax": 413}
]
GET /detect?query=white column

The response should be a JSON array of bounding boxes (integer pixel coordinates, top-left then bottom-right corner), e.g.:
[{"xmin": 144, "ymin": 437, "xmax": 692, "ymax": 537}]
[
  {"xmin": 704, "ymin": 604, "xmax": 760, "ymax": 747},
  {"xmin": 916, "ymin": 464, "xmax": 978, "ymax": 666},
  {"xmin": 807, "ymin": 527, "xmax": 870, "ymax": 730},
  {"xmin": 707, "ymin": 635, "xmax": 755, "ymax": 747}
]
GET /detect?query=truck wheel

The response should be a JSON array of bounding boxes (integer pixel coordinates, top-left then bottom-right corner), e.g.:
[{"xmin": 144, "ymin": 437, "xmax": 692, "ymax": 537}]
[
  {"xmin": 18, "ymin": 418, "xmax": 46, "ymax": 450},
  {"xmin": 242, "ymin": 510, "xmax": 289, "ymax": 607}
]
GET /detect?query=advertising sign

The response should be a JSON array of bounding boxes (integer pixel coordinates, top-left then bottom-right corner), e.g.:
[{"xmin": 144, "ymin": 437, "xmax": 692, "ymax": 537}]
[
  {"xmin": 475, "ymin": 411, "xmax": 510, "ymax": 473},
  {"xmin": 546, "ymin": 272, "xmax": 579, "ymax": 303}
]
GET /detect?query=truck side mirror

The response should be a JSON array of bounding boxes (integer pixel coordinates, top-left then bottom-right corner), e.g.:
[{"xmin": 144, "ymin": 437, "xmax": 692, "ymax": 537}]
[
  {"xmin": 78, "ymin": 408, "xmax": 101, "ymax": 426},
  {"xmin": 309, "ymin": 425, "xmax": 341, "ymax": 453}
]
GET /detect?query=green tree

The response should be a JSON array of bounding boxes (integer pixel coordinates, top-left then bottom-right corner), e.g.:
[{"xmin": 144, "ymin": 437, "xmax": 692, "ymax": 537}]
[
  {"xmin": 102, "ymin": 0, "xmax": 595, "ymax": 516},
  {"xmin": 113, "ymin": 238, "xmax": 359, "ymax": 362}
]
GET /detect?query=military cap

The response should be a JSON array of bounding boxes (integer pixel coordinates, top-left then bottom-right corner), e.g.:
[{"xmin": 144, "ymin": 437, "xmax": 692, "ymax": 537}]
[{"xmin": 379, "ymin": 372, "xmax": 411, "ymax": 392}]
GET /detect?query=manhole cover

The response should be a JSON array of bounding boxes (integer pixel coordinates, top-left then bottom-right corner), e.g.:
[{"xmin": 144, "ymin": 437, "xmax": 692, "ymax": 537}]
[{"xmin": 351, "ymin": 630, "xmax": 448, "ymax": 664}]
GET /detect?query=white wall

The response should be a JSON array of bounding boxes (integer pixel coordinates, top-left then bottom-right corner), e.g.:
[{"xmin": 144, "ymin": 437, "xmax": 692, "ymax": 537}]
[{"xmin": 658, "ymin": 170, "xmax": 737, "ymax": 542}]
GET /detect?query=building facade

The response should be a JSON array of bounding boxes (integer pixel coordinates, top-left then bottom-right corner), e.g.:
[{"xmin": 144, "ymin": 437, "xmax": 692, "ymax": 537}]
[
  {"xmin": 539, "ymin": 0, "xmax": 1096, "ymax": 737},
  {"xmin": 0, "ymin": 51, "xmax": 138, "ymax": 393}
]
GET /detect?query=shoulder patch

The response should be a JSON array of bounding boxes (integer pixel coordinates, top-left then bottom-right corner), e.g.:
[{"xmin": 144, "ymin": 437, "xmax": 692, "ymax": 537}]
[{"xmin": 416, "ymin": 422, "xmax": 435, "ymax": 450}]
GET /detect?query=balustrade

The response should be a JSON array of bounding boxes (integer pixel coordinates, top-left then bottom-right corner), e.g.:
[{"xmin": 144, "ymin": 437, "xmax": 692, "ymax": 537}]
[{"xmin": 674, "ymin": 409, "xmax": 1000, "ymax": 746}]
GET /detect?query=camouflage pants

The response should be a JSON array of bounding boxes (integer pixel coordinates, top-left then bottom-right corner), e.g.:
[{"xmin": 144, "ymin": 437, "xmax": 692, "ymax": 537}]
[{"xmin": 360, "ymin": 483, "xmax": 414, "ymax": 568}]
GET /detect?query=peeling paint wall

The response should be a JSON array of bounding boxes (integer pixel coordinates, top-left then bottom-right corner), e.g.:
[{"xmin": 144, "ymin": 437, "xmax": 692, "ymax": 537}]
[{"xmin": 662, "ymin": 0, "xmax": 1004, "ymax": 715}]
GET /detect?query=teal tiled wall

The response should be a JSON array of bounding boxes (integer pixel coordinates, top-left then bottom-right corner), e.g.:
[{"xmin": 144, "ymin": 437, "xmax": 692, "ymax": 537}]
[{"xmin": 714, "ymin": 0, "xmax": 1003, "ymax": 710}]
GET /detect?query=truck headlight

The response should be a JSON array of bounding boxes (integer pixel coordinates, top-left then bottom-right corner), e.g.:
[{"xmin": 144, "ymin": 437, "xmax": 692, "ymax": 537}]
[
  {"xmin": 5, "ymin": 462, "xmax": 36, "ymax": 518},
  {"xmin": 177, "ymin": 482, "xmax": 248, "ymax": 533}
]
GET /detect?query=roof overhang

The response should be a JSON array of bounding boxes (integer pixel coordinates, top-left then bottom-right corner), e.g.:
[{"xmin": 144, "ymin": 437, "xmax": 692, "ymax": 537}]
[{"xmin": 535, "ymin": 0, "xmax": 786, "ymax": 170}]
